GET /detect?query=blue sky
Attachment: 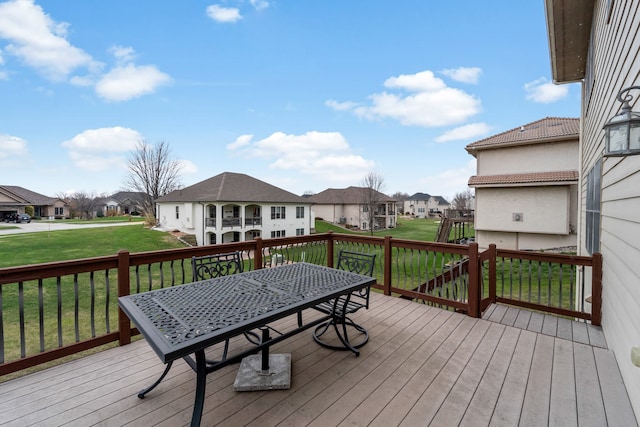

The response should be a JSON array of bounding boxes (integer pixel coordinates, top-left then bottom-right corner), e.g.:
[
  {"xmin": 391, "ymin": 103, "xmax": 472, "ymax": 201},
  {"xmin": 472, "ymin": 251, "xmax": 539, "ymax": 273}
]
[{"xmin": 0, "ymin": 0, "xmax": 580, "ymax": 202}]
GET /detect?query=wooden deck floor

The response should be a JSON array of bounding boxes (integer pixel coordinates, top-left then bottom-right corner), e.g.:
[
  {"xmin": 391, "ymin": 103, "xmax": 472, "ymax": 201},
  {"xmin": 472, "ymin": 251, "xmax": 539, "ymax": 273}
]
[{"xmin": 0, "ymin": 293, "xmax": 636, "ymax": 426}]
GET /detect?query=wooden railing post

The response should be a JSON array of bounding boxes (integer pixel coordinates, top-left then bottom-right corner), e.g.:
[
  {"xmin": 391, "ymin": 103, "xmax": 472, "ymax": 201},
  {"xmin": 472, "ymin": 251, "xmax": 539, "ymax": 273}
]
[
  {"xmin": 488, "ymin": 244, "xmax": 497, "ymax": 304},
  {"xmin": 117, "ymin": 250, "xmax": 131, "ymax": 346},
  {"xmin": 467, "ymin": 243, "xmax": 480, "ymax": 318},
  {"xmin": 254, "ymin": 237, "xmax": 263, "ymax": 270},
  {"xmin": 383, "ymin": 235, "xmax": 392, "ymax": 296},
  {"xmin": 591, "ymin": 252, "xmax": 602, "ymax": 326},
  {"xmin": 327, "ymin": 231, "xmax": 334, "ymax": 268}
]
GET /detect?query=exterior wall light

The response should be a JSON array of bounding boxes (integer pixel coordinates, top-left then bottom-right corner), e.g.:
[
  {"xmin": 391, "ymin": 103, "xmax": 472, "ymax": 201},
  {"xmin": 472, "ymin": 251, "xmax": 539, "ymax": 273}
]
[{"xmin": 603, "ymin": 86, "xmax": 640, "ymax": 156}]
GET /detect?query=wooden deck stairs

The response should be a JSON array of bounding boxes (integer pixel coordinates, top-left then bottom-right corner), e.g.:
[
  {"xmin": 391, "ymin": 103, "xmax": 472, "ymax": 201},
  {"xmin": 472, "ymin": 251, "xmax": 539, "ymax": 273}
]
[{"xmin": 435, "ymin": 217, "xmax": 454, "ymax": 243}]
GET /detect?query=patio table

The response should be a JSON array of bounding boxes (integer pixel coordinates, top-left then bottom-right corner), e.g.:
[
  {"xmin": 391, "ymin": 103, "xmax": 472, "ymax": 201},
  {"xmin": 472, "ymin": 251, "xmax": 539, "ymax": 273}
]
[{"xmin": 118, "ymin": 262, "xmax": 375, "ymax": 427}]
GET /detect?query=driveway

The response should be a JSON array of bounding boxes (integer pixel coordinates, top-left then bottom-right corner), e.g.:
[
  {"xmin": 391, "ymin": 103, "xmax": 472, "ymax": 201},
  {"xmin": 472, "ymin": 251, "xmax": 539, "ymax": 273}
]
[{"xmin": 0, "ymin": 220, "xmax": 143, "ymax": 236}]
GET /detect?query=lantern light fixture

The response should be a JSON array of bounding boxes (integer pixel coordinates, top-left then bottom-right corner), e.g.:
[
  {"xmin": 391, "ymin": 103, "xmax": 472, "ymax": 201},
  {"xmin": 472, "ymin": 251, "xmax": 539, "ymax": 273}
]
[{"xmin": 603, "ymin": 86, "xmax": 640, "ymax": 156}]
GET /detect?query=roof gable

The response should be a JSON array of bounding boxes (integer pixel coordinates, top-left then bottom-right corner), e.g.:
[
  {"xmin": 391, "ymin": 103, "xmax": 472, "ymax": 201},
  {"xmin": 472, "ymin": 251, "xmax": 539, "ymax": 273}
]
[
  {"xmin": 307, "ymin": 186, "xmax": 395, "ymax": 204},
  {"xmin": 156, "ymin": 172, "xmax": 309, "ymax": 204},
  {"xmin": 466, "ymin": 117, "xmax": 579, "ymax": 153},
  {"xmin": 0, "ymin": 185, "xmax": 58, "ymax": 205}
]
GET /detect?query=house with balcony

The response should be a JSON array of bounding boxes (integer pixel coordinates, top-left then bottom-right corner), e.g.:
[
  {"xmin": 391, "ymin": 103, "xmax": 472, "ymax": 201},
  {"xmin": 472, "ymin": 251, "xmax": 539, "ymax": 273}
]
[
  {"xmin": 545, "ymin": 0, "xmax": 640, "ymax": 416},
  {"xmin": 466, "ymin": 117, "xmax": 580, "ymax": 251},
  {"xmin": 404, "ymin": 192, "xmax": 451, "ymax": 218},
  {"xmin": 0, "ymin": 185, "xmax": 67, "ymax": 219},
  {"xmin": 155, "ymin": 172, "xmax": 313, "ymax": 245},
  {"xmin": 306, "ymin": 186, "xmax": 397, "ymax": 231}
]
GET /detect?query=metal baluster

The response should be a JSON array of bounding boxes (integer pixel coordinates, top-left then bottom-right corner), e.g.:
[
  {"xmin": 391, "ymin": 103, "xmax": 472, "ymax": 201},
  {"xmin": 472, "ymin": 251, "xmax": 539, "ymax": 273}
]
[{"xmin": 38, "ymin": 278, "xmax": 44, "ymax": 352}]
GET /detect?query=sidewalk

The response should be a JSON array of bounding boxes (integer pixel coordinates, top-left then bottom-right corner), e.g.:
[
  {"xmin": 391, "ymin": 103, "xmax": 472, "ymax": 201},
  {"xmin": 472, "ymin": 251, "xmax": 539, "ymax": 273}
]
[{"xmin": 0, "ymin": 220, "xmax": 142, "ymax": 236}]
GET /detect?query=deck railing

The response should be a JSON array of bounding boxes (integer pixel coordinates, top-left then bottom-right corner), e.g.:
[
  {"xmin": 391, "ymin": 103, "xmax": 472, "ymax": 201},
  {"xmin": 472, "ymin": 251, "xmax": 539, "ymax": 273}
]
[{"xmin": 0, "ymin": 233, "xmax": 601, "ymax": 376}]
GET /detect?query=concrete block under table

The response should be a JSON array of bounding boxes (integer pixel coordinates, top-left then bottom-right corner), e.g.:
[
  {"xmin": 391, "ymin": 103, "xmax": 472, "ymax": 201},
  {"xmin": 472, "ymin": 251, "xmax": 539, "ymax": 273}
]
[{"xmin": 233, "ymin": 353, "xmax": 291, "ymax": 391}]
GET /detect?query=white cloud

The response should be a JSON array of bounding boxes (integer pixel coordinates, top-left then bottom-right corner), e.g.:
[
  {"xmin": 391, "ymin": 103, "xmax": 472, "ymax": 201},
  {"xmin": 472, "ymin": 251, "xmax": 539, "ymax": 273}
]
[
  {"xmin": 109, "ymin": 45, "xmax": 136, "ymax": 64},
  {"xmin": 178, "ymin": 159, "xmax": 198, "ymax": 175},
  {"xmin": 0, "ymin": 134, "xmax": 28, "ymax": 168},
  {"xmin": 227, "ymin": 134, "xmax": 254, "ymax": 150},
  {"xmin": 440, "ymin": 67, "xmax": 482, "ymax": 84},
  {"xmin": 329, "ymin": 70, "xmax": 481, "ymax": 127},
  {"xmin": 95, "ymin": 63, "xmax": 172, "ymax": 101},
  {"xmin": 0, "ymin": 0, "xmax": 97, "ymax": 81},
  {"xmin": 524, "ymin": 77, "xmax": 569, "ymax": 103},
  {"xmin": 0, "ymin": 2, "xmax": 170, "ymax": 102},
  {"xmin": 0, "ymin": 70, "xmax": 8, "ymax": 80},
  {"xmin": 227, "ymin": 131, "xmax": 375, "ymax": 185},
  {"xmin": 250, "ymin": 0, "xmax": 269, "ymax": 11},
  {"xmin": 435, "ymin": 122, "xmax": 492, "ymax": 143},
  {"xmin": 206, "ymin": 5, "xmax": 242, "ymax": 23},
  {"xmin": 417, "ymin": 159, "xmax": 477, "ymax": 202},
  {"xmin": 62, "ymin": 126, "xmax": 142, "ymax": 171},
  {"xmin": 384, "ymin": 70, "xmax": 446, "ymax": 92},
  {"xmin": 325, "ymin": 99, "xmax": 359, "ymax": 111}
]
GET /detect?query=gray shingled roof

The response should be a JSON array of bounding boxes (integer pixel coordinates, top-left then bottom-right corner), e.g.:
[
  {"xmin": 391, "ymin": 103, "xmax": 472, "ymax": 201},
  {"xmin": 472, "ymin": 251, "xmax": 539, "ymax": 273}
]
[
  {"xmin": 0, "ymin": 186, "xmax": 58, "ymax": 205},
  {"xmin": 468, "ymin": 170, "xmax": 579, "ymax": 187},
  {"xmin": 466, "ymin": 117, "xmax": 579, "ymax": 153},
  {"xmin": 306, "ymin": 186, "xmax": 395, "ymax": 204},
  {"xmin": 155, "ymin": 172, "xmax": 309, "ymax": 204},
  {"xmin": 408, "ymin": 192, "xmax": 431, "ymax": 201}
]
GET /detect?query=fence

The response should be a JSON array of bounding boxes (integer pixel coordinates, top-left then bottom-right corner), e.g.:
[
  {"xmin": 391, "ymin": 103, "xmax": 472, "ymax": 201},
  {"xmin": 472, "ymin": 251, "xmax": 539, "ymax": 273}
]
[{"xmin": 0, "ymin": 233, "xmax": 601, "ymax": 376}]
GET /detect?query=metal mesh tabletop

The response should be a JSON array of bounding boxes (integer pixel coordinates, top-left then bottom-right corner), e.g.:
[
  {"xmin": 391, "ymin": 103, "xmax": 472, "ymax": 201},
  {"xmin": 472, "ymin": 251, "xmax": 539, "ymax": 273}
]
[{"xmin": 119, "ymin": 263, "xmax": 374, "ymax": 360}]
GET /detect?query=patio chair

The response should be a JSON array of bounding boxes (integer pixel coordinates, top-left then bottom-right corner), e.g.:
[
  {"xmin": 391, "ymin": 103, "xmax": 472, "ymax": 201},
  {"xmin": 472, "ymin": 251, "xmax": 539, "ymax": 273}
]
[
  {"xmin": 191, "ymin": 251, "xmax": 243, "ymax": 280},
  {"xmin": 312, "ymin": 250, "xmax": 376, "ymax": 350}
]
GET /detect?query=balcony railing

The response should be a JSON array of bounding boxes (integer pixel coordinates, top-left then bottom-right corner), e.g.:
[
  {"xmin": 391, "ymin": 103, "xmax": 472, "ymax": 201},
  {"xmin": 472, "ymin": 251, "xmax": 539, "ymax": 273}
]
[
  {"xmin": 221, "ymin": 217, "xmax": 241, "ymax": 227},
  {"xmin": 205, "ymin": 218, "xmax": 216, "ymax": 227},
  {"xmin": 0, "ymin": 233, "xmax": 601, "ymax": 376},
  {"xmin": 244, "ymin": 217, "xmax": 262, "ymax": 226}
]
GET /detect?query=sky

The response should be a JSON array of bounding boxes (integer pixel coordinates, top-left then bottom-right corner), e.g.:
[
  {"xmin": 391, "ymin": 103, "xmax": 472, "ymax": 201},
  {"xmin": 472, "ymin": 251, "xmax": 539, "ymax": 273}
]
[{"xmin": 0, "ymin": 0, "xmax": 581, "ymax": 202}]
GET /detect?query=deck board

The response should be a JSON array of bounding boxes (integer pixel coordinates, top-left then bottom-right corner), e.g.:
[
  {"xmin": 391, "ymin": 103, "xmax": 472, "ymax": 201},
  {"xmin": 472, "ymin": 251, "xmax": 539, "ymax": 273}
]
[{"xmin": 0, "ymin": 294, "xmax": 636, "ymax": 427}]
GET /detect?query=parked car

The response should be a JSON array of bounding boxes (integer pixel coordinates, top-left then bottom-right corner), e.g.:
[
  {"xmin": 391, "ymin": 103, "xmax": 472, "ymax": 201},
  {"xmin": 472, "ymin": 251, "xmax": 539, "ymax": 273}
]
[
  {"xmin": 4, "ymin": 213, "xmax": 31, "ymax": 223},
  {"xmin": 16, "ymin": 214, "xmax": 31, "ymax": 223}
]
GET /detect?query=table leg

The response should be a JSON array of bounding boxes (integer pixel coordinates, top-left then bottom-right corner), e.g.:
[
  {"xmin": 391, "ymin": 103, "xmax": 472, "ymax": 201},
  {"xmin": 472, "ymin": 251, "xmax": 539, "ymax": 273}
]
[
  {"xmin": 191, "ymin": 350, "xmax": 207, "ymax": 427},
  {"xmin": 138, "ymin": 360, "xmax": 174, "ymax": 399}
]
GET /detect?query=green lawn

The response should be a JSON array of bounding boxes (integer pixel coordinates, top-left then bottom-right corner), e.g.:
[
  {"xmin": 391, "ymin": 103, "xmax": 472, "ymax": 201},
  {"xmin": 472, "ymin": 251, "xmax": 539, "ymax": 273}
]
[{"xmin": 0, "ymin": 224, "xmax": 186, "ymax": 268}]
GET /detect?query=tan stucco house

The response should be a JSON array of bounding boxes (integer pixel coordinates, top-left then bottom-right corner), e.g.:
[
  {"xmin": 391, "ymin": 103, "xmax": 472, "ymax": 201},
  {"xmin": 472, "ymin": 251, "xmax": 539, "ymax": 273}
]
[
  {"xmin": 0, "ymin": 185, "xmax": 67, "ymax": 219},
  {"xmin": 545, "ymin": 0, "xmax": 640, "ymax": 419},
  {"xmin": 96, "ymin": 192, "xmax": 146, "ymax": 216},
  {"xmin": 466, "ymin": 117, "xmax": 579, "ymax": 251},
  {"xmin": 306, "ymin": 186, "xmax": 397, "ymax": 231},
  {"xmin": 155, "ymin": 172, "xmax": 313, "ymax": 246}
]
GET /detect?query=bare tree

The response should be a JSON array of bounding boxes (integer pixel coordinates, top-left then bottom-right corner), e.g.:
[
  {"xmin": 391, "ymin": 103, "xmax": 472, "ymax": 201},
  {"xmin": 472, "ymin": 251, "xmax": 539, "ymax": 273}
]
[
  {"xmin": 391, "ymin": 191, "xmax": 410, "ymax": 214},
  {"xmin": 124, "ymin": 140, "xmax": 183, "ymax": 221},
  {"xmin": 70, "ymin": 191, "xmax": 98, "ymax": 219},
  {"xmin": 452, "ymin": 188, "xmax": 475, "ymax": 210},
  {"xmin": 361, "ymin": 172, "xmax": 386, "ymax": 235}
]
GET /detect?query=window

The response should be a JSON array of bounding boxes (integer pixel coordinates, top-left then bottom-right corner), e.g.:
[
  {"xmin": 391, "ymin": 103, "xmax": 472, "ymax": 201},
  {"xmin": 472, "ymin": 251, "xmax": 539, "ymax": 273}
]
[
  {"xmin": 270, "ymin": 230, "xmax": 286, "ymax": 238},
  {"xmin": 296, "ymin": 228, "xmax": 304, "ymax": 236},
  {"xmin": 296, "ymin": 206, "xmax": 304, "ymax": 218},
  {"xmin": 55, "ymin": 207, "xmax": 64, "ymax": 215},
  {"xmin": 271, "ymin": 206, "xmax": 286, "ymax": 219},
  {"xmin": 585, "ymin": 158, "xmax": 602, "ymax": 254},
  {"xmin": 175, "ymin": 206, "xmax": 180, "ymax": 219}
]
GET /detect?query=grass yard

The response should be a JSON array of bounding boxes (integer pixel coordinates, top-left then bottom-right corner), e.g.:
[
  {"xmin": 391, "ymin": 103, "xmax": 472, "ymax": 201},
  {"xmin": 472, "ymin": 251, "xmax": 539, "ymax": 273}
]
[{"xmin": 0, "ymin": 224, "xmax": 186, "ymax": 268}]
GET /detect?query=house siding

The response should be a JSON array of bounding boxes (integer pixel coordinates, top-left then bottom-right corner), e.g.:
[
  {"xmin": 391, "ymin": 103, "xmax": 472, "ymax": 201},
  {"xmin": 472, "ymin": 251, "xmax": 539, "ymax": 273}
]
[{"xmin": 578, "ymin": 0, "xmax": 640, "ymax": 415}]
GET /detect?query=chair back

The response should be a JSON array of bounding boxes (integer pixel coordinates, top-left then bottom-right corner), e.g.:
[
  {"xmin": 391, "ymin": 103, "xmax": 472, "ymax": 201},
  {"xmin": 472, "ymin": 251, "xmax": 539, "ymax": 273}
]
[
  {"xmin": 336, "ymin": 250, "xmax": 376, "ymax": 277},
  {"xmin": 336, "ymin": 250, "xmax": 376, "ymax": 308},
  {"xmin": 192, "ymin": 251, "xmax": 243, "ymax": 281}
]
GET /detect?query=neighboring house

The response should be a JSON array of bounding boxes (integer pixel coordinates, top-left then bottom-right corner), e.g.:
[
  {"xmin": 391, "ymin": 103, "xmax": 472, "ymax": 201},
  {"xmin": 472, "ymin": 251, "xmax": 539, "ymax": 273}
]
[
  {"xmin": 307, "ymin": 186, "xmax": 397, "ymax": 231},
  {"xmin": 155, "ymin": 172, "xmax": 313, "ymax": 246},
  {"xmin": 466, "ymin": 117, "xmax": 580, "ymax": 251},
  {"xmin": 96, "ymin": 192, "xmax": 146, "ymax": 216},
  {"xmin": 545, "ymin": 0, "xmax": 640, "ymax": 418},
  {"xmin": 404, "ymin": 193, "xmax": 451, "ymax": 218},
  {"xmin": 0, "ymin": 185, "xmax": 67, "ymax": 219}
]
